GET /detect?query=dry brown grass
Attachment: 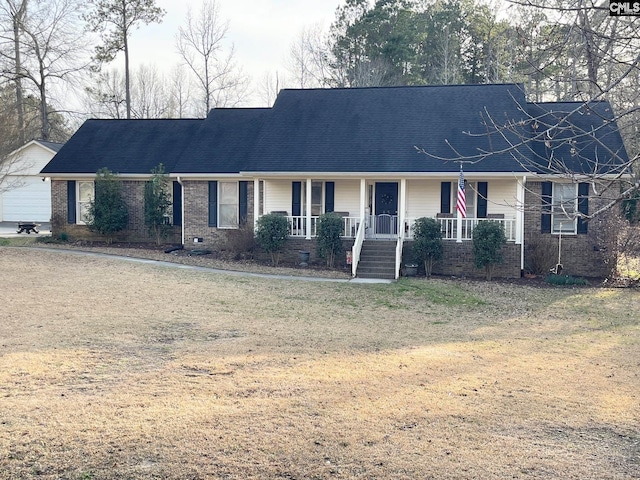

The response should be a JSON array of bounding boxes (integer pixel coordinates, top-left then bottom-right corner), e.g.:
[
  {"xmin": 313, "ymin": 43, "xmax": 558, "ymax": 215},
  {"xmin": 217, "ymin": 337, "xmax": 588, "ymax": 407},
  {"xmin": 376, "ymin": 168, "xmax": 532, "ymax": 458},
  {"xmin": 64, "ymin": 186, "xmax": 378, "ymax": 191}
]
[{"xmin": 0, "ymin": 247, "xmax": 638, "ymax": 479}]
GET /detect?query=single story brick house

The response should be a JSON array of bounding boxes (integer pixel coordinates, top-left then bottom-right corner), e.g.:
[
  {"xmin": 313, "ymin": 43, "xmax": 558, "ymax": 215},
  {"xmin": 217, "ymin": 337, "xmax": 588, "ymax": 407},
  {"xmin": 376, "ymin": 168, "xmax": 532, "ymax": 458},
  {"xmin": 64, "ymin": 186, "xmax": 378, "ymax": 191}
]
[{"xmin": 41, "ymin": 84, "xmax": 629, "ymax": 279}]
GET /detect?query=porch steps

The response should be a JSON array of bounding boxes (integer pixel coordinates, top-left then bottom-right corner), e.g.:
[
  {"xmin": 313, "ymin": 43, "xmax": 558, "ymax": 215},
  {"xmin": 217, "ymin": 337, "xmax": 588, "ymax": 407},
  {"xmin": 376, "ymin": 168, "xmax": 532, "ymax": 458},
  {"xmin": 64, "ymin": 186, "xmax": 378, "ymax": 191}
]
[{"xmin": 356, "ymin": 240, "xmax": 397, "ymax": 280}]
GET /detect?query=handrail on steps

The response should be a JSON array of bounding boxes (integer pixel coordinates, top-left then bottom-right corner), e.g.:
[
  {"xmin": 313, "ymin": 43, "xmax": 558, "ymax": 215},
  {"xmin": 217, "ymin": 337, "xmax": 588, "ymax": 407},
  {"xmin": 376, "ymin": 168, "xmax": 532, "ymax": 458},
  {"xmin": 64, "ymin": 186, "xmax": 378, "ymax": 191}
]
[
  {"xmin": 351, "ymin": 220, "xmax": 366, "ymax": 277},
  {"xmin": 395, "ymin": 235, "xmax": 403, "ymax": 280}
]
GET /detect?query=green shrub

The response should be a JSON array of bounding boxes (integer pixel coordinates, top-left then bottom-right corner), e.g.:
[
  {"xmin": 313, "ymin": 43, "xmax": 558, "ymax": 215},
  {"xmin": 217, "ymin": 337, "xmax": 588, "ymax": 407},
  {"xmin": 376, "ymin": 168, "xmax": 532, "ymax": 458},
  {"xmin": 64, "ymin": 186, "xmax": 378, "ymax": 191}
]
[
  {"xmin": 473, "ymin": 220, "xmax": 506, "ymax": 280},
  {"xmin": 545, "ymin": 274, "xmax": 589, "ymax": 286},
  {"xmin": 144, "ymin": 164, "xmax": 173, "ymax": 245},
  {"xmin": 255, "ymin": 213, "xmax": 289, "ymax": 266},
  {"xmin": 412, "ymin": 217, "xmax": 443, "ymax": 277},
  {"xmin": 316, "ymin": 213, "xmax": 344, "ymax": 267},
  {"xmin": 87, "ymin": 168, "xmax": 129, "ymax": 244}
]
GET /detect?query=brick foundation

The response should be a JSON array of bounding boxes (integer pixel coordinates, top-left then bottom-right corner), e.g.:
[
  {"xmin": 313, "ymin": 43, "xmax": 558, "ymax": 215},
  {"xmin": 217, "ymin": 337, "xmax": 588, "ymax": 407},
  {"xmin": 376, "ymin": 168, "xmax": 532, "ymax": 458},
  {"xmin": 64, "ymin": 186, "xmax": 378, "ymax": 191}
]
[{"xmin": 402, "ymin": 241, "xmax": 521, "ymax": 279}]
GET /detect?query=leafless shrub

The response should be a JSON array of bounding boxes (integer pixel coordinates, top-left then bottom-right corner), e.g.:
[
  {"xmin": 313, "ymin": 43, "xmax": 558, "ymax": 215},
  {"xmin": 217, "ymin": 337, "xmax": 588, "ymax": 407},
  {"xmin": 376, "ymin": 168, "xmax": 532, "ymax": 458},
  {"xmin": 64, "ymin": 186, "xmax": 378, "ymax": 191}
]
[
  {"xmin": 220, "ymin": 223, "xmax": 256, "ymax": 260},
  {"xmin": 524, "ymin": 234, "xmax": 557, "ymax": 275},
  {"xmin": 590, "ymin": 212, "xmax": 640, "ymax": 282}
]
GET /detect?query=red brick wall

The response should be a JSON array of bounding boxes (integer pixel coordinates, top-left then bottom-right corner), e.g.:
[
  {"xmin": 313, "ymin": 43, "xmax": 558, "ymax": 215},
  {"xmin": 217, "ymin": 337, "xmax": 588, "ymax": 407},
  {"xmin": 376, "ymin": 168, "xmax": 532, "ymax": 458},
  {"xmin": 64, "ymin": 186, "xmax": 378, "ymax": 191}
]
[
  {"xmin": 50, "ymin": 179, "xmax": 180, "ymax": 243},
  {"xmin": 402, "ymin": 241, "xmax": 521, "ymax": 278},
  {"xmin": 182, "ymin": 180, "xmax": 254, "ymax": 247},
  {"xmin": 524, "ymin": 181, "xmax": 607, "ymax": 278}
]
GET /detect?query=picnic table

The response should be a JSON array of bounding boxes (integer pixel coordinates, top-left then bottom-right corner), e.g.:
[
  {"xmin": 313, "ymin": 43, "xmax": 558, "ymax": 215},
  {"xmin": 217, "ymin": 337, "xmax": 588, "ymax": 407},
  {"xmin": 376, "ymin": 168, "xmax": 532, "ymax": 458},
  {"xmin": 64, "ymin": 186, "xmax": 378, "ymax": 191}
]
[{"xmin": 17, "ymin": 222, "xmax": 40, "ymax": 234}]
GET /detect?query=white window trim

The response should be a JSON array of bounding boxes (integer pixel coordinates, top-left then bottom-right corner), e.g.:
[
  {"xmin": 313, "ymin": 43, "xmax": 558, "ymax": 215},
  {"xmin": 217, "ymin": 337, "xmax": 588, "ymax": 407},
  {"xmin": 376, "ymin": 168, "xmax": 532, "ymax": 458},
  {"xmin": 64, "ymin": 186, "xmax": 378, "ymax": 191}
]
[
  {"xmin": 551, "ymin": 183, "xmax": 578, "ymax": 235},
  {"xmin": 301, "ymin": 180, "xmax": 325, "ymax": 216},
  {"xmin": 451, "ymin": 180, "xmax": 476, "ymax": 217},
  {"xmin": 76, "ymin": 181, "xmax": 94, "ymax": 225},
  {"xmin": 218, "ymin": 181, "xmax": 239, "ymax": 229}
]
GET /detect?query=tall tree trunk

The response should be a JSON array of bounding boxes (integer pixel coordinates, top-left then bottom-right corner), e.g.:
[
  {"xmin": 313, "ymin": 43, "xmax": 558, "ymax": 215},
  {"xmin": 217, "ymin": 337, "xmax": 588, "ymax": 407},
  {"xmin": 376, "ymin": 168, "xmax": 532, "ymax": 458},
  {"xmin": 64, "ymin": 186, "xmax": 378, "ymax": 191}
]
[
  {"xmin": 12, "ymin": 0, "xmax": 27, "ymax": 144},
  {"xmin": 39, "ymin": 74, "xmax": 49, "ymax": 140},
  {"xmin": 123, "ymin": 6, "xmax": 131, "ymax": 119}
]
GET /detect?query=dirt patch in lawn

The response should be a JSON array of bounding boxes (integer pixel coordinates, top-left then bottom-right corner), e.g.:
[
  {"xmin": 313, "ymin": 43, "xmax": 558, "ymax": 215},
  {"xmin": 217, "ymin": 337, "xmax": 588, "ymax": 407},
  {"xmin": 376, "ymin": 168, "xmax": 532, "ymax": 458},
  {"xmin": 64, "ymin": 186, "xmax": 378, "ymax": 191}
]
[{"xmin": 0, "ymin": 248, "xmax": 638, "ymax": 479}]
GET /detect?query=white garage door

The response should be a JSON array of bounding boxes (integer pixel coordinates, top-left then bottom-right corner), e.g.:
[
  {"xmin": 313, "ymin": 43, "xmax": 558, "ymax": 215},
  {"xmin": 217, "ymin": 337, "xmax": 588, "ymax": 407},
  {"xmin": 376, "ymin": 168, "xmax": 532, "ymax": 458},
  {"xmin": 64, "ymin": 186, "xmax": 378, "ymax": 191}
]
[{"xmin": 2, "ymin": 176, "xmax": 51, "ymax": 222}]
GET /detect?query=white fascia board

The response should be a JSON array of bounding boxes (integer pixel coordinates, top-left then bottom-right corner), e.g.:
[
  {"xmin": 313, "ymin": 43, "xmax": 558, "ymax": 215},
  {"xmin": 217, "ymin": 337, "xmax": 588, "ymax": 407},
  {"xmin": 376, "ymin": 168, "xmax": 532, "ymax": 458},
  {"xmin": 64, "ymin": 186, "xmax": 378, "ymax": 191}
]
[
  {"xmin": 32, "ymin": 141, "xmax": 61, "ymax": 155},
  {"xmin": 169, "ymin": 173, "xmax": 244, "ymax": 180},
  {"xmin": 7, "ymin": 140, "xmax": 39, "ymax": 158},
  {"xmin": 44, "ymin": 173, "xmax": 155, "ymax": 180},
  {"xmin": 532, "ymin": 172, "xmax": 631, "ymax": 181},
  {"xmin": 239, "ymin": 171, "xmax": 529, "ymax": 179},
  {"xmin": 8, "ymin": 140, "xmax": 59, "ymax": 158}
]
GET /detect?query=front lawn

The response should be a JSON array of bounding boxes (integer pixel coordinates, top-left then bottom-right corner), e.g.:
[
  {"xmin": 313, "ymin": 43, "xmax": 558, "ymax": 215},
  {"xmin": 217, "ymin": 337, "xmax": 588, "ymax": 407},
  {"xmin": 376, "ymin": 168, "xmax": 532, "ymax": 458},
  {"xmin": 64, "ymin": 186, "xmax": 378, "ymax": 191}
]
[{"xmin": 0, "ymin": 248, "xmax": 638, "ymax": 479}]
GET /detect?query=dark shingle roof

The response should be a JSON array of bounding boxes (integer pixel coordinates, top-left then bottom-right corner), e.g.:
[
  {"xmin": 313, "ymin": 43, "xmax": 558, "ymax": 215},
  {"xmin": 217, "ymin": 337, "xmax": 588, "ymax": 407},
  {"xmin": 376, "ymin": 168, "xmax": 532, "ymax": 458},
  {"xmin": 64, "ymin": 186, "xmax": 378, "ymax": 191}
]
[
  {"xmin": 42, "ymin": 85, "xmax": 629, "ymax": 178},
  {"xmin": 244, "ymin": 84, "xmax": 531, "ymax": 173},
  {"xmin": 526, "ymin": 101, "xmax": 629, "ymax": 175},
  {"xmin": 41, "ymin": 119, "xmax": 203, "ymax": 175},
  {"xmin": 35, "ymin": 140, "xmax": 64, "ymax": 153},
  {"xmin": 173, "ymin": 108, "xmax": 269, "ymax": 174}
]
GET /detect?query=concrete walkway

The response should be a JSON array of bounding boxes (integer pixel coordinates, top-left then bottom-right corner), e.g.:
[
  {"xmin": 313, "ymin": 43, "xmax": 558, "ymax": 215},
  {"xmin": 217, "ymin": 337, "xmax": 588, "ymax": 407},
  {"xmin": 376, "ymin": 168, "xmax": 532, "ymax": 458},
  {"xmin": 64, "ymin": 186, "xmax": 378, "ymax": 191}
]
[{"xmin": 18, "ymin": 247, "xmax": 394, "ymax": 284}]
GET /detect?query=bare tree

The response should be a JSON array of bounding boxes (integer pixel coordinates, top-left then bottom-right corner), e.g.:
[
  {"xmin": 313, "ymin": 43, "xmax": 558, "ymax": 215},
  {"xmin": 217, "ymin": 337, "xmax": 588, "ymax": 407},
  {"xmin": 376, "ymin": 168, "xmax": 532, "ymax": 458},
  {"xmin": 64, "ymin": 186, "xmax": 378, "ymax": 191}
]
[
  {"xmin": 257, "ymin": 70, "xmax": 280, "ymax": 108},
  {"xmin": 85, "ymin": 0, "xmax": 165, "ymax": 119},
  {"xmin": 10, "ymin": 0, "xmax": 89, "ymax": 140},
  {"xmin": 82, "ymin": 68, "xmax": 126, "ymax": 118},
  {"xmin": 166, "ymin": 65, "xmax": 194, "ymax": 118},
  {"xmin": 131, "ymin": 63, "xmax": 168, "ymax": 118},
  {"xmin": 286, "ymin": 25, "xmax": 328, "ymax": 89},
  {"xmin": 0, "ymin": 108, "xmax": 23, "ymax": 193},
  {"xmin": 176, "ymin": 0, "xmax": 247, "ymax": 115},
  {"xmin": 84, "ymin": 65, "xmax": 178, "ymax": 119}
]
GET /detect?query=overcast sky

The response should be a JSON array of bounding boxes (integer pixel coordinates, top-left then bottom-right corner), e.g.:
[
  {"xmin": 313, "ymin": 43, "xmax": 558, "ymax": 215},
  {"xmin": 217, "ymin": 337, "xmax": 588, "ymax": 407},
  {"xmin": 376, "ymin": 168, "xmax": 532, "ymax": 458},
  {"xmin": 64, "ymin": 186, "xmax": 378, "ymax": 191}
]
[{"xmin": 124, "ymin": 0, "xmax": 344, "ymax": 106}]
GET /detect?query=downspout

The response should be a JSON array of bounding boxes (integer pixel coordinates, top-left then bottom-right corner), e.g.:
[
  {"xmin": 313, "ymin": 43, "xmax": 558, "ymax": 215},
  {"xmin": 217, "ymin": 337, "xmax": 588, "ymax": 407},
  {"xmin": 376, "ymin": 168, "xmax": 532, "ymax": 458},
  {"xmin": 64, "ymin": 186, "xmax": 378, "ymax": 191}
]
[{"xmin": 177, "ymin": 176, "xmax": 185, "ymax": 246}]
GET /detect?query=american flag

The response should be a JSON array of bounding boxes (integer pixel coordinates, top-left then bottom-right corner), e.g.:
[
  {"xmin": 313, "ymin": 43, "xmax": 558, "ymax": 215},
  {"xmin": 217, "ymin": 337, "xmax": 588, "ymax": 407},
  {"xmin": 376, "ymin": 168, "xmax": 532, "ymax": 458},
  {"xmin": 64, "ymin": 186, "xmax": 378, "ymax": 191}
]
[{"xmin": 456, "ymin": 168, "xmax": 466, "ymax": 218}]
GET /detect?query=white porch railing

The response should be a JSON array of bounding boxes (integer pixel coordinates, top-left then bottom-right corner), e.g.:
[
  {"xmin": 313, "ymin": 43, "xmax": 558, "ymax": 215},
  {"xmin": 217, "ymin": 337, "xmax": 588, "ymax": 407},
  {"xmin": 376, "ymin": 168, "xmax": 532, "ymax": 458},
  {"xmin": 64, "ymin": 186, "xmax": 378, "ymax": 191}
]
[
  {"xmin": 404, "ymin": 217, "xmax": 517, "ymax": 242},
  {"xmin": 395, "ymin": 235, "xmax": 403, "ymax": 280},
  {"xmin": 287, "ymin": 215, "xmax": 316, "ymax": 237},
  {"xmin": 351, "ymin": 220, "xmax": 366, "ymax": 277},
  {"xmin": 284, "ymin": 215, "xmax": 516, "ymax": 242},
  {"xmin": 287, "ymin": 215, "xmax": 361, "ymax": 238}
]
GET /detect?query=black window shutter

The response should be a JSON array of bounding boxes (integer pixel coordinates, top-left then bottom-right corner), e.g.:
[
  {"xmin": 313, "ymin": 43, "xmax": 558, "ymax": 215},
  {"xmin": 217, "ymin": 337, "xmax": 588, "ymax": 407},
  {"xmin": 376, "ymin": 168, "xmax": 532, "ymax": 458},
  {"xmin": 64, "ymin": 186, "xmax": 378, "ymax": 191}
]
[
  {"xmin": 208, "ymin": 181, "xmax": 218, "ymax": 227},
  {"xmin": 292, "ymin": 182, "xmax": 301, "ymax": 216},
  {"xmin": 172, "ymin": 181, "xmax": 182, "ymax": 227},
  {"xmin": 67, "ymin": 180, "xmax": 76, "ymax": 224},
  {"xmin": 325, "ymin": 182, "xmax": 335, "ymax": 213},
  {"xmin": 477, "ymin": 182, "xmax": 488, "ymax": 218},
  {"xmin": 239, "ymin": 181, "xmax": 248, "ymax": 225},
  {"xmin": 440, "ymin": 182, "xmax": 451, "ymax": 214},
  {"xmin": 541, "ymin": 181, "xmax": 552, "ymax": 233},
  {"xmin": 577, "ymin": 182, "xmax": 589, "ymax": 234}
]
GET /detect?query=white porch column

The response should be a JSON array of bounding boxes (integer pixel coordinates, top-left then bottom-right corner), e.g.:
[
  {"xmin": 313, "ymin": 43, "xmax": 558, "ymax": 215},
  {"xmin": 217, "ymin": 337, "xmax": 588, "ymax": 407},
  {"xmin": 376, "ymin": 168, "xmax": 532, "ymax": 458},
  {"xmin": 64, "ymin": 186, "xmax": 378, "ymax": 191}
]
[
  {"xmin": 253, "ymin": 178, "xmax": 260, "ymax": 231},
  {"xmin": 359, "ymin": 179, "xmax": 366, "ymax": 226},
  {"xmin": 399, "ymin": 179, "xmax": 407, "ymax": 239},
  {"xmin": 456, "ymin": 210, "xmax": 463, "ymax": 243},
  {"xmin": 306, "ymin": 178, "xmax": 312, "ymax": 240},
  {"xmin": 518, "ymin": 175, "xmax": 526, "ymax": 273},
  {"xmin": 516, "ymin": 176, "xmax": 525, "ymax": 245}
]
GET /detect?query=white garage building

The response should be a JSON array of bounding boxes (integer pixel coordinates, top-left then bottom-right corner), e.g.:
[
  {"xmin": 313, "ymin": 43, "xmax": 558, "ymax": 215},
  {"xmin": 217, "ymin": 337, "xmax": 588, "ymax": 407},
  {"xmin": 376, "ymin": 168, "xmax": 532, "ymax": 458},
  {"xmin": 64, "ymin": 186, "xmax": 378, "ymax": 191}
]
[{"xmin": 0, "ymin": 140, "xmax": 63, "ymax": 222}]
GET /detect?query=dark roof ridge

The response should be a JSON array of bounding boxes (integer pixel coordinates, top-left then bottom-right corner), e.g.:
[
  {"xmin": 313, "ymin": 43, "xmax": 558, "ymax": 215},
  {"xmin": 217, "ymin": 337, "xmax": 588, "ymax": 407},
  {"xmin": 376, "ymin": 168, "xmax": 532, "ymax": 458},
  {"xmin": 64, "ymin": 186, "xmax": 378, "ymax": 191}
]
[
  {"xmin": 84, "ymin": 117, "xmax": 204, "ymax": 122},
  {"xmin": 278, "ymin": 83, "xmax": 525, "ymax": 93},
  {"xmin": 531, "ymin": 100, "xmax": 610, "ymax": 105}
]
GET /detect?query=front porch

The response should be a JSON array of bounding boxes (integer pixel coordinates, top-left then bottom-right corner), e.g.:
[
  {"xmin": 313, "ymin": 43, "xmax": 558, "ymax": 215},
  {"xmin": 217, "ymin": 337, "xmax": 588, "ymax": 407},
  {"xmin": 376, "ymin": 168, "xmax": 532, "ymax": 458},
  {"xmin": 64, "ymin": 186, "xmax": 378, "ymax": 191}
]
[{"xmin": 253, "ymin": 176, "xmax": 525, "ymax": 279}]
